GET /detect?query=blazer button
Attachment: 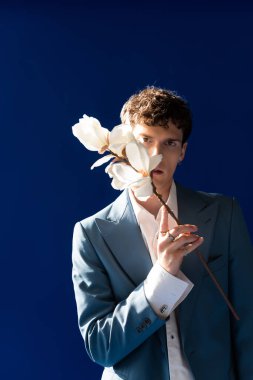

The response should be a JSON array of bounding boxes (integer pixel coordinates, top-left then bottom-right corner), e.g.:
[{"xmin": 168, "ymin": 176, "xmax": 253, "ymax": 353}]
[
  {"xmin": 160, "ymin": 304, "xmax": 168, "ymax": 314},
  {"xmin": 144, "ymin": 318, "xmax": 151, "ymax": 326},
  {"xmin": 140, "ymin": 322, "xmax": 146, "ymax": 330}
]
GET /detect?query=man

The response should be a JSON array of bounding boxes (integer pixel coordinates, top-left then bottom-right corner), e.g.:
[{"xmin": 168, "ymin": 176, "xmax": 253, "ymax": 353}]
[{"xmin": 72, "ymin": 87, "xmax": 253, "ymax": 379}]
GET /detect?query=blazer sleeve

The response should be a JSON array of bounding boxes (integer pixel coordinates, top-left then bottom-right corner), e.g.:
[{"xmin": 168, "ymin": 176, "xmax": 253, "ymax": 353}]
[
  {"xmin": 72, "ymin": 221, "xmax": 165, "ymax": 367},
  {"xmin": 229, "ymin": 198, "xmax": 253, "ymax": 377}
]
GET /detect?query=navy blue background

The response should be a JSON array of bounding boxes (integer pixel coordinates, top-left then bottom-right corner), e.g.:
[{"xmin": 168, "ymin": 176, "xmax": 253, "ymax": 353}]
[{"xmin": 1, "ymin": 1, "xmax": 253, "ymax": 379}]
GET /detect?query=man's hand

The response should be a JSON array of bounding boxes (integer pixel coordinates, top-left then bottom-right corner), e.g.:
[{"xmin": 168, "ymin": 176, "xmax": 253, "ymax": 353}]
[{"xmin": 157, "ymin": 206, "xmax": 204, "ymax": 276}]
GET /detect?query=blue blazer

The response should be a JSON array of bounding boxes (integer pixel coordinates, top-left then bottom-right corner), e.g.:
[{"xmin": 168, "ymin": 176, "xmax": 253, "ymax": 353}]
[{"xmin": 72, "ymin": 183, "xmax": 253, "ymax": 380}]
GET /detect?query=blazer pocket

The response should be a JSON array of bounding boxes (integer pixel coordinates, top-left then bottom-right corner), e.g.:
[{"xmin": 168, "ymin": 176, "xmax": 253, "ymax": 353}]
[{"xmin": 204, "ymin": 255, "xmax": 226, "ymax": 277}]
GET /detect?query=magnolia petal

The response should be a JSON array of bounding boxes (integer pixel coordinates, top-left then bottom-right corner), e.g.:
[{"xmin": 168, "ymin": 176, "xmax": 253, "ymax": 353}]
[
  {"xmin": 106, "ymin": 162, "xmax": 144, "ymax": 195},
  {"xmin": 105, "ymin": 162, "xmax": 114, "ymax": 177},
  {"xmin": 72, "ymin": 123, "xmax": 97, "ymax": 151},
  {"xmin": 149, "ymin": 154, "xmax": 163, "ymax": 171},
  {"xmin": 81, "ymin": 115, "xmax": 109, "ymax": 149},
  {"xmin": 125, "ymin": 141, "xmax": 149, "ymax": 172},
  {"xmin": 90, "ymin": 154, "xmax": 114, "ymax": 170},
  {"xmin": 72, "ymin": 115, "xmax": 109, "ymax": 152},
  {"xmin": 72, "ymin": 126, "xmax": 103, "ymax": 151},
  {"xmin": 109, "ymin": 124, "xmax": 134, "ymax": 156},
  {"xmin": 108, "ymin": 162, "xmax": 142, "ymax": 184},
  {"xmin": 105, "ymin": 162, "xmax": 132, "ymax": 190},
  {"xmin": 81, "ymin": 115, "xmax": 109, "ymax": 142},
  {"xmin": 131, "ymin": 177, "xmax": 154, "ymax": 199},
  {"xmin": 109, "ymin": 124, "xmax": 133, "ymax": 143},
  {"xmin": 106, "ymin": 161, "xmax": 154, "ymax": 196},
  {"xmin": 111, "ymin": 176, "xmax": 127, "ymax": 190}
]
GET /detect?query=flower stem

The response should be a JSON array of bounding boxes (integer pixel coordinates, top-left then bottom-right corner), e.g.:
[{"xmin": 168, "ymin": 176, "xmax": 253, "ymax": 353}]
[
  {"xmin": 151, "ymin": 178, "xmax": 240, "ymax": 321},
  {"xmin": 108, "ymin": 149, "xmax": 127, "ymax": 161},
  {"xmin": 151, "ymin": 182, "xmax": 180, "ymax": 224}
]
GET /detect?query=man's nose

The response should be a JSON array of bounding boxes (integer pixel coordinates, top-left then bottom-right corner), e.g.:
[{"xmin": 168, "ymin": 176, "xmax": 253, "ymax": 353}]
[{"xmin": 150, "ymin": 143, "xmax": 162, "ymax": 156}]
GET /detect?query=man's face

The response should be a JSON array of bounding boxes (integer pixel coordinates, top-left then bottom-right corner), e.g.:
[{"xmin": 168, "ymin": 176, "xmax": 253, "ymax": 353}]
[{"xmin": 132, "ymin": 122, "xmax": 187, "ymax": 198}]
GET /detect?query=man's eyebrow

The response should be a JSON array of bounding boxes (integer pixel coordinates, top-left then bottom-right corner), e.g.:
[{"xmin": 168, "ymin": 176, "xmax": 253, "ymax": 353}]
[
  {"xmin": 166, "ymin": 138, "xmax": 182, "ymax": 142},
  {"xmin": 138, "ymin": 134, "xmax": 182, "ymax": 142}
]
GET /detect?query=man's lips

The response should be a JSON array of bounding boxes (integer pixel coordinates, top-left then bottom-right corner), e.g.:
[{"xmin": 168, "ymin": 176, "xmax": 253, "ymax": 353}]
[{"xmin": 151, "ymin": 169, "xmax": 164, "ymax": 175}]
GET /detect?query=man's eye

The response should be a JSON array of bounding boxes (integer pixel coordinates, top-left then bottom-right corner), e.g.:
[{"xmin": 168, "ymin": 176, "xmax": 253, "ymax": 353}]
[
  {"xmin": 165, "ymin": 140, "xmax": 177, "ymax": 147},
  {"xmin": 141, "ymin": 137, "xmax": 151, "ymax": 143}
]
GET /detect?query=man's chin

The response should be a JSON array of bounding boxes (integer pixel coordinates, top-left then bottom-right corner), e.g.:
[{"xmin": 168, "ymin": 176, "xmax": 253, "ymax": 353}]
[{"xmin": 152, "ymin": 178, "xmax": 172, "ymax": 195}]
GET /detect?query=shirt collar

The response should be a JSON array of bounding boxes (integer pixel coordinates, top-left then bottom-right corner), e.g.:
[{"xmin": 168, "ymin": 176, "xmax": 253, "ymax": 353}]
[{"xmin": 129, "ymin": 180, "xmax": 178, "ymax": 226}]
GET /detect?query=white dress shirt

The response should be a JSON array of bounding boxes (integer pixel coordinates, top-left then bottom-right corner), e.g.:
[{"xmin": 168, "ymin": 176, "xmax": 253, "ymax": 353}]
[{"xmin": 129, "ymin": 181, "xmax": 195, "ymax": 380}]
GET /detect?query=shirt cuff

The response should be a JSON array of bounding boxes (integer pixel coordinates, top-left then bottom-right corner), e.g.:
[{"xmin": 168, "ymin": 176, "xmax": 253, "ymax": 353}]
[{"xmin": 144, "ymin": 262, "xmax": 194, "ymax": 319}]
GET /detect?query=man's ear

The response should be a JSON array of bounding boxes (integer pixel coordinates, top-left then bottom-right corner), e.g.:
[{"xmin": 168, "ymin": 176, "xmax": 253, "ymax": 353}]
[{"xmin": 179, "ymin": 142, "xmax": 188, "ymax": 162}]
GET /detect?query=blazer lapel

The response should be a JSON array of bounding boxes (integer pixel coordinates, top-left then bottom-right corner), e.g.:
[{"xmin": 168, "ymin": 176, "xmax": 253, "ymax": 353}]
[
  {"xmin": 95, "ymin": 190, "xmax": 153, "ymax": 286},
  {"xmin": 176, "ymin": 183, "xmax": 219, "ymax": 351}
]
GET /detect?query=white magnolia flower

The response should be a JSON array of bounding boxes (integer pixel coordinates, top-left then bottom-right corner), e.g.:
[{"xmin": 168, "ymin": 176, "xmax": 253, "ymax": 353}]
[
  {"xmin": 90, "ymin": 123, "xmax": 134, "ymax": 169},
  {"xmin": 72, "ymin": 114, "xmax": 162, "ymax": 199},
  {"xmin": 72, "ymin": 114, "xmax": 109, "ymax": 154},
  {"xmin": 72, "ymin": 115, "xmax": 135, "ymax": 169},
  {"xmin": 106, "ymin": 141, "xmax": 162, "ymax": 199}
]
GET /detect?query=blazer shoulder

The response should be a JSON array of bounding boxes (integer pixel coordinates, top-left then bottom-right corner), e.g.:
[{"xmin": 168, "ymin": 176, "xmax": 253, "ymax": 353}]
[
  {"xmin": 77, "ymin": 202, "xmax": 114, "ymax": 230},
  {"xmin": 197, "ymin": 189, "xmax": 233, "ymax": 204},
  {"xmin": 176, "ymin": 182, "xmax": 234, "ymax": 208},
  {"xmin": 74, "ymin": 190, "xmax": 129, "ymax": 231}
]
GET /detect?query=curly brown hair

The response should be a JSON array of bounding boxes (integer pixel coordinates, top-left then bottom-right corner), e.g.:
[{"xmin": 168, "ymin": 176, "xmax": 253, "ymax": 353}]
[{"xmin": 120, "ymin": 86, "xmax": 192, "ymax": 143}]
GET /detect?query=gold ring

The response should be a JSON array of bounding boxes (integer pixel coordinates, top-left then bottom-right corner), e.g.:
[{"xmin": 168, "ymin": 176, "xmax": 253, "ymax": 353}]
[
  {"xmin": 159, "ymin": 231, "xmax": 176, "ymax": 241},
  {"xmin": 160, "ymin": 230, "xmax": 169, "ymax": 236}
]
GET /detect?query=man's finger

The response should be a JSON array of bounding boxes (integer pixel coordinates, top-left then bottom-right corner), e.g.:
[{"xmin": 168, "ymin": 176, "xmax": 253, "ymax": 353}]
[
  {"xmin": 159, "ymin": 206, "xmax": 169, "ymax": 233},
  {"xmin": 169, "ymin": 224, "xmax": 198, "ymax": 238}
]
